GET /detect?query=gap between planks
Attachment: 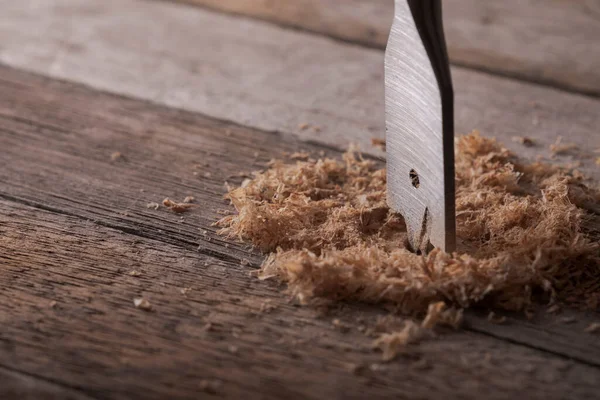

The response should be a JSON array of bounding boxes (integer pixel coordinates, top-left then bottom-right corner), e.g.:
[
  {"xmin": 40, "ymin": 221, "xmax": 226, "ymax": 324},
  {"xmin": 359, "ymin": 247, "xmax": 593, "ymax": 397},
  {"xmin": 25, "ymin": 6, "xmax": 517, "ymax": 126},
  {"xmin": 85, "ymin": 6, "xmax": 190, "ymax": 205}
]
[
  {"xmin": 166, "ymin": 0, "xmax": 600, "ymax": 97},
  {"xmin": 0, "ymin": 0, "xmax": 599, "ymax": 180},
  {"xmin": 0, "ymin": 66, "xmax": 599, "ymax": 370}
]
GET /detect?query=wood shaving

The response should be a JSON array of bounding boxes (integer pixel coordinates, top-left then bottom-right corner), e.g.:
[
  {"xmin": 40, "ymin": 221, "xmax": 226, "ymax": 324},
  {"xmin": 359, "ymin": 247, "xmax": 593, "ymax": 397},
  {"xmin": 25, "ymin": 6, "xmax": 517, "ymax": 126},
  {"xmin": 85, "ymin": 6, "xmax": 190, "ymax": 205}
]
[
  {"xmin": 199, "ymin": 379, "xmax": 221, "ymax": 395},
  {"xmin": 146, "ymin": 202, "xmax": 160, "ymax": 210},
  {"xmin": 549, "ymin": 136, "xmax": 578, "ymax": 156},
  {"xmin": 133, "ymin": 297, "xmax": 152, "ymax": 311},
  {"xmin": 512, "ymin": 136, "xmax": 535, "ymax": 147},
  {"xmin": 129, "ymin": 270, "xmax": 142, "ymax": 277},
  {"xmin": 332, "ymin": 318, "xmax": 351, "ymax": 333},
  {"xmin": 546, "ymin": 304, "xmax": 561, "ymax": 314},
  {"xmin": 163, "ymin": 198, "xmax": 195, "ymax": 213},
  {"xmin": 110, "ymin": 151, "xmax": 124, "ymax": 161},
  {"xmin": 421, "ymin": 302, "xmax": 462, "ymax": 329},
  {"xmin": 584, "ymin": 322, "xmax": 600, "ymax": 333},
  {"xmin": 228, "ymin": 345, "xmax": 239, "ymax": 354},
  {"xmin": 372, "ymin": 321, "xmax": 426, "ymax": 361},
  {"xmin": 487, "ymin": 311, "xmax": 507, "ymax": 324},
  {"xmin": 371, "ymin": 137, "xmax": 386, "ymax": 151},
  {"xmin": 259, "ymin": 301, "xmax": 276, "ymax": 313},
  {"xmin": 180, "ymin": 287, "xmax": 192, "ymax": 296},
  {"xmin": 289, "ymin": 152, "xmax": 310, "ymax": 161},
  {"xmin": 217, "ymin": 131, "xmax": 600, "ymax": 316}
]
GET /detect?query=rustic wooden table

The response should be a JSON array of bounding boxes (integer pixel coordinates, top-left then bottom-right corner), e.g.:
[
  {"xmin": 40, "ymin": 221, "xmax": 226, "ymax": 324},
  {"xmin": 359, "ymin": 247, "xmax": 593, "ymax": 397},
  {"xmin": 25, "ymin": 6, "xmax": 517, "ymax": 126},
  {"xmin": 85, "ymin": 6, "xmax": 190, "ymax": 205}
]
[{"xmin": 1, "ymin": 1, "xmax": 599, "ymax": 399}]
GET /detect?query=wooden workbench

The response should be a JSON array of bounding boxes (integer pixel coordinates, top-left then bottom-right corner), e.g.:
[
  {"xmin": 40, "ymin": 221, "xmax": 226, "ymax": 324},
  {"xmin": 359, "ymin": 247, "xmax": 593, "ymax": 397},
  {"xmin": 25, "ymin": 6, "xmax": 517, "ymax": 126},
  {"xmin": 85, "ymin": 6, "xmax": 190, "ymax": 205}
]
[{"xmin": 1, "ymin": 1, "xmax": 599, "ymax": 398}]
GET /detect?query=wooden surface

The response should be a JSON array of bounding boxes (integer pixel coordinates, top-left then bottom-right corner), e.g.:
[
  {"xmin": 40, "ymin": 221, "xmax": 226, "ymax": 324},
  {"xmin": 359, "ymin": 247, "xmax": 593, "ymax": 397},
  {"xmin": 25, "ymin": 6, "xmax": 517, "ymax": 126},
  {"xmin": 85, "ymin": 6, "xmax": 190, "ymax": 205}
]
[
  {"xmin": 1, "ymin": 67, "xmax": 600, "ymax": 399},
  {"xmin": 1, "ymin": 0, "xmax": 599, "ymax": 179},
  {"xmin": 0, "ymin": 0, "xmax": 599, "ymax": 398},
  {"xmin": 171, "ymin": 0, "xmax": 600, "ymax": 96}
]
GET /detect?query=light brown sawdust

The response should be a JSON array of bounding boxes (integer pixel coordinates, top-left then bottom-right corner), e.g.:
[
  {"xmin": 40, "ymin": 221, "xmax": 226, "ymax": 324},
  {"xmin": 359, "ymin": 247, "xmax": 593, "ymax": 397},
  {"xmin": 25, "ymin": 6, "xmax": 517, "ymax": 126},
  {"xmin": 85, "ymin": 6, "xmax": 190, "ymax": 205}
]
[
  {"xmin": 163, "ymin": 198, "xmax": 196, "ymax": 213},
  {"xmin": 373, "ymin": 321, "xmax": 425, "ymax": 361},
  {"xmin": 549, "ymin": 136, "xmax": 578, "ymax": 157},
  {"xmin": 511, "ymin": 136, "xmax": 535, "ymax": 147},
  {"xmin": 133, "ymin": 297, "xmax": 152, "ymax": 311},
  {"xmin": 584, "ymin": 322, "xmax": 600, "ymax": 334},
  {"xmin": 216, "ymin": 131, "xmax": 600, "ymax": 316}
]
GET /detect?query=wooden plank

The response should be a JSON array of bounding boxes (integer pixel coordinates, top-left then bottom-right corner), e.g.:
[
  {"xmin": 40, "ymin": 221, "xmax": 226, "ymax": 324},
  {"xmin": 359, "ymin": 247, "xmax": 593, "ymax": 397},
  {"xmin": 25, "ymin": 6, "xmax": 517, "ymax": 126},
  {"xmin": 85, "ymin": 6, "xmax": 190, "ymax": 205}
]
[
  {"xmin": 1, "ymin": 0, "xmax": 598, "ymax": 179},
  {"xmin": 0, "ymin": 366, "xmax": 95, "ymax": 400},
  {"xmin": 1, "ymin": 66, "xmax": 600, "ymax": 368},
  {"xmin": 171, "ymin": 0, "xmax": 600, "ymax": 96},
  {"xmin": 3, "ymin": 200, "xmax": 600, "ymax": 399}
]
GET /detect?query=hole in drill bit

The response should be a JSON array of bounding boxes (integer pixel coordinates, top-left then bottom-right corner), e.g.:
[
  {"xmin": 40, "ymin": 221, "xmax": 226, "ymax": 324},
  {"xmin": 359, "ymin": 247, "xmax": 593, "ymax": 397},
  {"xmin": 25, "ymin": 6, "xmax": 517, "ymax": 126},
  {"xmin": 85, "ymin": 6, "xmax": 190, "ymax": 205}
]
[{"xmin": 409, "ymin": 169, "xmax": 420, "ymax": 188}]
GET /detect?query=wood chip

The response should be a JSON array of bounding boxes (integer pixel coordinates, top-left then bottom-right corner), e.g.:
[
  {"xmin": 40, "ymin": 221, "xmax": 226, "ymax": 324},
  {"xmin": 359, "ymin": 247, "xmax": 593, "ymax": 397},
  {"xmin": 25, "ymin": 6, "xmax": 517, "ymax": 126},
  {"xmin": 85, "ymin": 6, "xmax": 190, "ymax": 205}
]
[
  {"xmin": 289, "ymin": 152, "xmax": 310, "ymax": 161},
  {"xmin": 584, "ymin": 322, "xmax": 600, "ymax": 333},
  {"xmin": 199, "ymin": 380, "xmax": 221, "ymax": 395},
  {"xmin": 373, "ymin": 321, "xmax": 425, "ymax": 362},
  {"xmin": 332, "ymin": 319, "xmax": 350, "ymax": 333},
  {"xmin": 146, "ymin": 202, "xmax": 160, "ymax": 210},
  {"xmin": 511, "ymin": 136, "xmax": 535, "ymax": 147},
  {"xmin": 421, "ymin": 302, "xmax": 463, "ymax": 329},
  {"xmin": 162, "ymin": 198, "xmax": 195, "ymax": 213},
  {"xmin": 228, "ymin": 345, "xmax": 239, "ymax": 354},
  {"xmin": 129, "ymin": 270, "xmax": 142, "ymax": 277},
  {"xmin": 298, "ymin": 123, "xmax": 310, "ymax": 130},
  {"xmin": 110, "ymin": 151, "xmax": 124, "ymax": 161},
  {"xmin": 183, "ymin": 196, "xmax": 195, "ymax": 204},
  {"xmin": 549, "ymin": 136, "xmax": 578, "ymax": 156},
  {"xmin": 371, "ymin": 137, "xmax": 386, "ymax": 151},
  {"xmin": 546, "ymin": 304, "xmax": 561, "ymax": 314},
  {"xmin": 133, "ymin": 297, "xmax": 152, "ymax": 311},
  {"xmin": 180, "ymin": 287, "xmax": 192, "ymax": 296},
  {"xmin": 560, "ymin": 316, "xmax": 577, "ymax": 324},
  {"xmin": 487, "ymin": 311, "xmax": 507, "ymax": 324},
  {"xmin": 49, "ymin": 300, "xmax": 57, "ymax": 308}
]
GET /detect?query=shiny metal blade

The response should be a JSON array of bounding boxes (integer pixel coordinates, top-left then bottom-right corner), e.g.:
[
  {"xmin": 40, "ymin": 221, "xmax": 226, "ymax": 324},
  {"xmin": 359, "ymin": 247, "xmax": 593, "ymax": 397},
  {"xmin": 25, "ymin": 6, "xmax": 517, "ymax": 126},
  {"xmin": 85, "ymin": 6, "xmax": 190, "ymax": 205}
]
[{"xmin": 385, "ymin": 0, "xmax": 455, "ymax": 253}]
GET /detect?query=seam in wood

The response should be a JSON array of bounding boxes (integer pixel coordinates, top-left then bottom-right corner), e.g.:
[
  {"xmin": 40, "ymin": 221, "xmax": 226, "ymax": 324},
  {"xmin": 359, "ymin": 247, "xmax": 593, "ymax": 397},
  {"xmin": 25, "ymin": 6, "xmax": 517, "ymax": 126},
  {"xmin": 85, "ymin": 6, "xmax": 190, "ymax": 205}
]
[
  {"xmin": 0, "ymin": 364, "xmax": 100, "ymax": 400},
  {"xmin": 465, "ymin": 323, "xmax": 600, "ymax": 369},
  {"xmin": 0, "ymin": 193, "xmax": 243, "ymax": 264},
  {"xmin": 159, "ymin": 0, "xmax": 600, "ymax": 100},
  {"xmin": 450, "ymin": 60, "xmax": 600, "ymax": 100}
]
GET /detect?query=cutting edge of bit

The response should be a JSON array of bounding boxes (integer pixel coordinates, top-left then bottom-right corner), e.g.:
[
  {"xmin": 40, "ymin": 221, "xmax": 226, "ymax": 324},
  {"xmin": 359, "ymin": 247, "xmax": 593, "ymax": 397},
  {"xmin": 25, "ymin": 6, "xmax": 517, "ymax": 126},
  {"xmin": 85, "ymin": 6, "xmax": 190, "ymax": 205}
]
[{"xmin": 385, "ymin": 0, "xmax": 455, "ymax": 253}]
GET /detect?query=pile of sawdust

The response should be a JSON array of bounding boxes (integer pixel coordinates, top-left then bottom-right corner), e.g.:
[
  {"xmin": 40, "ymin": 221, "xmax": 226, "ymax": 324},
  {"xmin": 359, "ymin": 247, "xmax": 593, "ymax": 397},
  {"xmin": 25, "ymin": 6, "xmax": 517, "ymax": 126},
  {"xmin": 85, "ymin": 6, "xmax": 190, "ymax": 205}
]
[{"xmin": 217, "ymin": 131, "xmax": 600, "ymax": 316}]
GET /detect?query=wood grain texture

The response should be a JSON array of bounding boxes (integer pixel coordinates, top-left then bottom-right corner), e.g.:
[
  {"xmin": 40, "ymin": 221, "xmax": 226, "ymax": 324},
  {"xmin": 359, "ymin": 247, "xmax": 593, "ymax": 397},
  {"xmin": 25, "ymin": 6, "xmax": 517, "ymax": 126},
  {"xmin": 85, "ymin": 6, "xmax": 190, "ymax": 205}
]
[
  {"xmin": 1, "ymin": 66, "xmax": 600, "ymax": 372},
  {"xmin": 1, "ymin": 0, "xmax": 598, "ymax": 179},
  {"xmin": 2, "ymin": 192, "xmax": 600, "ymax": 399},
  {"xmin": 0, "ymin": 366, "xmax": 95, "ymax": 400},
  {"xmin": 171, "ymin": 0, "xmax": 600, "ymax": 95}
]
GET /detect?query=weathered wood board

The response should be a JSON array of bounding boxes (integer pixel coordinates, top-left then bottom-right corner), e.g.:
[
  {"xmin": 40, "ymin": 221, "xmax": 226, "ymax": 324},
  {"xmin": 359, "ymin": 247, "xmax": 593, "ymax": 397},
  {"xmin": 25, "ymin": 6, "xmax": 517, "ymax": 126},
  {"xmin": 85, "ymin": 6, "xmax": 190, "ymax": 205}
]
[
  {"xmin": 1, "ymin": 66, "xmax": 599, "ymax": 371},
  {"xmin": 0, "ymin": 0, "xmax": 599, "ymax": 397},
  {"xmin": 0, "ymin": 0, "xmax": 599, "ymax": 180},
  {"xmin": 170, "ymin": 0, "xmax": 600, "ymax": 96},
  {"xmin": 4, "ymin": 199, "xmax": 599, "ymax": 399}
]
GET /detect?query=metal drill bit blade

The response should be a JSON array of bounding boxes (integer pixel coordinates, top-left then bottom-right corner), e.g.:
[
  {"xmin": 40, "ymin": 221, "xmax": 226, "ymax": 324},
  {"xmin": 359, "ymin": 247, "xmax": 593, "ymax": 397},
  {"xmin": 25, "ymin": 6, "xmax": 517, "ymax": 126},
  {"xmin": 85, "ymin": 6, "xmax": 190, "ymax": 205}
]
[{"xmin": 385, "ymin": 0, "xmax": 455, "ymax": 253}]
